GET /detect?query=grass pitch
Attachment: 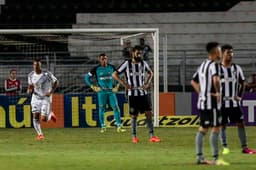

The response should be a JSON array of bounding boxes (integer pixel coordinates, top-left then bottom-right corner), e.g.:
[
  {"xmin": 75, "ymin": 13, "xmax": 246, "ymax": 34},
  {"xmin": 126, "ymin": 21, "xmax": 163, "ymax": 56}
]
[{"xmin": 0, "ymin": 127, "xmax": 256, "ymax": 170}]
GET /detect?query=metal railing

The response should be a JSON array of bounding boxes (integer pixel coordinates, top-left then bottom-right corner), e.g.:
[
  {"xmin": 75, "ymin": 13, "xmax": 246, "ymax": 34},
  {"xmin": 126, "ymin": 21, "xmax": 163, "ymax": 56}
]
[{"xmin": 1, "ymin": 48, "xmax": 256, "ymax": 94}]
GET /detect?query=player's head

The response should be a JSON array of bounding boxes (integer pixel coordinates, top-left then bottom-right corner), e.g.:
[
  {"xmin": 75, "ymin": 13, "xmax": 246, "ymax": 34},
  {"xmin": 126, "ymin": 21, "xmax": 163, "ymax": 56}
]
[
  {"xmin": 132, "ymin": 45, "xmax": 143, "ymax": 62},
  {"xmin": 139, "ymin": 38, "xmax": 145, "ymax": 45},
  {"xmin": 98, "ymin": 53, "xmax": 108, "ymax": 67},
  {"xmin": 252, "ymin": 73, "xmax": 256, "ymax": 82},
  {"xmin": 206, "ymin": 42, "xmax": 221, "ymax": 60},
  {"xmin": 125, "ymin": 40, "xmax": 131, "ymax": 46},
  {"xmin": 221, "ymin": 44, "xmax": 233, "ymax": 63},
  {"xmin": 9, "ymin": 69, "xmax": 17, "ymax": 80},
  {"xmin": 33, "ymin": 58, "xmax": 42, "ymax": 73}
]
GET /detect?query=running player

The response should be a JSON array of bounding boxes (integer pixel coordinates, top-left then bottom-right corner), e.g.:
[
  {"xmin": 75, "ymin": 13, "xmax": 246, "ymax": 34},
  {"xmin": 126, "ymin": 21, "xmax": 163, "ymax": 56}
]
[
  {"xmin": 27, "ymin": 59, "xmax": 58, "ymax": 140},
  {"xmin": 219, "ymin": 44, "xmax": 256, "ymax": 154},
  {"xmin": 85, "ymin": 53, "xmax": 126, "ymax": 133}
]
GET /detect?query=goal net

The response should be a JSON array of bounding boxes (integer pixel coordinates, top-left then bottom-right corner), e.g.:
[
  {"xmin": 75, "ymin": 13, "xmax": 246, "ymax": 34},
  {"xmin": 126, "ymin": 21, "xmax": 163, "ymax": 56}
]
[{"xmin": 0, "ymin": 28, "xmax": 159, "ymax": 128}]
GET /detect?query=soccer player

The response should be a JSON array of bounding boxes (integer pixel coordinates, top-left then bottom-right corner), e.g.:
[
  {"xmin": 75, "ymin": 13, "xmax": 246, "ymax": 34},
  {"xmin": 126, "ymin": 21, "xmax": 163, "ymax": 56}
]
[
  {"xmin": 85, "ymin": 53, "xmax": 126, "ymax": 133},
  {"xmin": 112, "ymin": 45, "xmax": 160, "ymax": 143},
  {"xmin": 27, "ymin": 59, "xmax": 58, "ymax": 140},
  {"xmin": 191, "ymin": 42, "xmax": 229, "ymax": 165},
  {"xmin": 219, "ymin": 44, "xmax": 256, "ymax": 154},
  {"xmin": 139, "ymin": 38, "xmax": 152, "ymax": 62},
  {"xmin": 122, "ymin": 40, "xmax": 133, "ymax": 60},
  {"xmin": 5, "ymin": 69, "xmax": 22, "ymax": 96}
]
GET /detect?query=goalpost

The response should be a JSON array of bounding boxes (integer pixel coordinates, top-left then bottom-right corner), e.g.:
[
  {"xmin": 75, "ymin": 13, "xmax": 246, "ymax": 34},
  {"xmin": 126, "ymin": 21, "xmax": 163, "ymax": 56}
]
[{"xmin": 0, "ymin": 28, "xmax": 160, "ymax": 127}]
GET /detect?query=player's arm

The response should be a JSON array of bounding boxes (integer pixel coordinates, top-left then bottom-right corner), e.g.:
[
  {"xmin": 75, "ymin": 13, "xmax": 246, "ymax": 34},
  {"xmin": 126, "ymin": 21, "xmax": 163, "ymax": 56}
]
[
  {"xmin": 191, "ymin": 71, "xmax": 200, "ymax": 93},
  {"xmin": 27, "ymin": 74, "xmax": 34, "ymax": 94},
  {"xmin": 212, "ymin": 74, "xmax": 221, "ymax": 102},
  {"xmin": 85, "ymin": 68, "xmax": 101, "ymax": 92},
  {"xmin": 27, "ymin": 84, "xmax": 34, "ymax": 94},
  {"xmin": 245, "ymin": 82, "xmax": 256, "ymax": 88},
  {"xmin": 191, "ymin": 80, "xmax": 200, "ymax": 93},
  {"xmin": 18, "ymin": 81, "xmax": 22, "ymax": 94},
  {"xmin": 45, "ymin": 80, "xmax": 59, "ymax": 97},
  {"xmin": 112, "ymin": 71, "xmax": 131, "ymax": 89},
  {"xmin": 143, "ymin": 69, "xmax": 153, "ymax": 90},
  {"xmin": 4, "ymin": 80, "xmax": 18, "ymax": 92},
  {"xmin": 235, "ymin": 81, "xmax": 245, "ymax": 101},
  {"xmin": 236, "ymin": 66, "xmax": 245, "ymax": 101},
  {"xmin": 142, "ymin": 61, "xmax": 153, "ymax": 89},
  {"xmin": 85, "ymin": 73, "xmax": 93, "ymax": 87},
  {"xmin": 44, "ymin": 72, "xmax": 59, "ymax": 97},
  {"xmin": 51, "ymin": 80, "xmax": 59, "ymax": 94}
]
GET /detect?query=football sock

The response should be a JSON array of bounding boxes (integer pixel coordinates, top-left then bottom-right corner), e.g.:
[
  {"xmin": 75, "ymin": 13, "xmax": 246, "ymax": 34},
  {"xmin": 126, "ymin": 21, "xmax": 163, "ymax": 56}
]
[
  {"xmin": 210, "ymin": 131, "xmax": 219, "ymax": 160},
  {"xmin": 33, "ymin": 118, "xmax": 42, "ymax": 135},
  {"xmin": 99, "ymin": 107, "xmax": 105, "ymax": 128},
  {"xmin": 47, "ymin": 112, "xmax": 52, "ymax": 122},
  {"xmin": 113, "ymin": 107, "xmax": 121, "ymax": 127},
  {"xmin": 146, "ymin": 116, "xmax": 154, "ymax": 137},
  {"xmin": 220, "ymin": 126, "xmax": 228, "ymax": 147},
  {"xmin": 238, "ymin": 127, "xmax": 247, "ymax": 149},
  {"xmin": 131, "ymin": 117, "xmax": 137, "ymax": 138},
  {"xmin": 196, "ymin": 131, "xmax": 205, "ymax": 160}
]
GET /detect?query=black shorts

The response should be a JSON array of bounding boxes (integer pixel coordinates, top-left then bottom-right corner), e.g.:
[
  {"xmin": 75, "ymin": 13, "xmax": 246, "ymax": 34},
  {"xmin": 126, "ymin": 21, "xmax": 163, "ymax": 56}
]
[
  {"xmin": 221, "ymin": 107, "xmax": 244, "ymax": 125},
  {"xmin": 199, "ymin": 108, "xmax": 221, "ymax": 128},
  {"xmin": 128, "ymin": 95, "xmax": 152, "ymax": 115}
]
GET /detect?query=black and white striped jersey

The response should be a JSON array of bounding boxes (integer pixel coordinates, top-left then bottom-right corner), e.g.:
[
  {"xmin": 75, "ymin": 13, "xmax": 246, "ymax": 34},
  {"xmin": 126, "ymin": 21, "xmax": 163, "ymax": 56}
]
[
  {"xmin": 192, "ymin": 59, "xmax": 219, "ymax": 110},
  {"xmin": 116, "ymin": 59, "xmax": 151, "ymax": 96},
  {"xmin": 219, "ymin": 63, "xmax": 245, "ymax": 108}
]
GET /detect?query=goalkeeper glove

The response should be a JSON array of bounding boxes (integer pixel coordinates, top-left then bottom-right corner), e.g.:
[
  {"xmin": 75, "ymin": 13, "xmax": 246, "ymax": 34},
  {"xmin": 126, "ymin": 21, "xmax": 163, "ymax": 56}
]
[
  {"xmin": 90, "ymin": 85, "xmax": 101, "ymax": 92},
  {"xmin": 112, "ymin": 84, "xmax": 120, "ymax": 93}
]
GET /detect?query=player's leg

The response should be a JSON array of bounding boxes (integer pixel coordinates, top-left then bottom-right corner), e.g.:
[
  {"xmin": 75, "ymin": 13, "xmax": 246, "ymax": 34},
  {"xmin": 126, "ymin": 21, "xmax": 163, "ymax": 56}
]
[
  {"xmin": 98, "ymin": 92, "xmax": 107, "ymax": 132},
  {"xmin": 109, "ymin": 93, "xmax": 126, "ymax": 132},
  {"xmin": 196, "ymin": 126, "xmax": 210, "ymax": 164},
  {"xmin": 131, "ymin": 114, "xmax": 139, "ymax": 143},
  {"xmin": 232, "ymin": 107, "xmax": 256, "ymax": 154},
  {"xmin": 145, "ymin": 110, "xmax": 160, "ymax": 142},
  {"xmin": 209, "ymin": 109, "xmax": 229, "ymax": 165},
  {"xmin": 140, "ymin": 95, "xmax": 159, "ymax": 141},
  {"xmin": 40, "ymin": 99, "xmax": 56, "ymax": 123},
  {"xmin": 129, "ymin": 96, "xmax": 139, "ymax": 143},
  {"xmin": 209, "ymin": 109, "xmax": 221, "ymax": 162},
  {"xmin": 31, "ymin": 99, "xmax": 43, "ymax": 140},
  {"xmin": 220, "ymin": 108, "xmax": 230, "ymax": 154},
  {"xmin": 210, "ymin": 126, "xmax": 220, "ymax": 162},
  {"xmin": 196, "ymin": 110, "xmax": 211, "ymax": 164}
]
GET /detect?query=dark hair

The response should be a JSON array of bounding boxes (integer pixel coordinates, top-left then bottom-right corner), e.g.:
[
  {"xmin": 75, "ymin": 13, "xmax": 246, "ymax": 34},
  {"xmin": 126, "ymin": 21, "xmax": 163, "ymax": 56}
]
[
  {"xmin": 221, "ymin": 44, "xmax": 233, "ymax": 52},
  {"xmin": 34, "ymin": 58, "xmax": 41, "ymax": 63},
  {"xmin": 206, "ymin": 42, "xmax": 219, "ymax": 53},
  {"xmin": 132, "ymin": 45, "xmax": 142, "ymax": 52},
  {"xmin": 98, "ymin": 53, "xmax": 106, "ymax": 58},
  {"xmin": 9, "ymin": 69, "xmax": 17, "ymax": 74}
]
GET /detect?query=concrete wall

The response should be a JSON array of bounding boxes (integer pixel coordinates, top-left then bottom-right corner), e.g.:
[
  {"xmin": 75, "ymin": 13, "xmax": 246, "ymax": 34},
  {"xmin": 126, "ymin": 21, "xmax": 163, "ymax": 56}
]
[
  {"xmin": 73, "ymin": 1, "xmax": 256, "ymax": 86},
  {"xmin": 74, "ymin": 1, "xmax": 256, "ymax": 51}
]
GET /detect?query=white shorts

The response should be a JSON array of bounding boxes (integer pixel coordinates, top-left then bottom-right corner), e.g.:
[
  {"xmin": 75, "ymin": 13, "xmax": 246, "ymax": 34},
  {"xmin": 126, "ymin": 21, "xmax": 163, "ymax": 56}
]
[{"xmin": 31, "ymin": 94, "xmax": 51, "ymax": 116}]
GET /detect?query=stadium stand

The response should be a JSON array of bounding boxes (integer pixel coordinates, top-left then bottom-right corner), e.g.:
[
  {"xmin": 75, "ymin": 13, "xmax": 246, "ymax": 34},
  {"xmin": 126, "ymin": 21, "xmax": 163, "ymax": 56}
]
[{"xmin": 0, "ymin": 0, "xmax": 255, "ymax": 93}]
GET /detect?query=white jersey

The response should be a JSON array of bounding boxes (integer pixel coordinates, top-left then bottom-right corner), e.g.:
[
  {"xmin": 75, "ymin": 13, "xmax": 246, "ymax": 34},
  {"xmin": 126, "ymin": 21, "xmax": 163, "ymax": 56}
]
[{"xmin": 28, "ymin": 70, "xmax": 57, "ymax": 100}]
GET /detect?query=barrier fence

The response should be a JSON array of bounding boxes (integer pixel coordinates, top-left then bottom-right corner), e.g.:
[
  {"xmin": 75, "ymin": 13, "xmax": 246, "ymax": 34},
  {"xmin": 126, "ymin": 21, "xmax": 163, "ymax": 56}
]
[{"xmin": 1, "ymin": 92, "xmax": 256, "ymax": 128}]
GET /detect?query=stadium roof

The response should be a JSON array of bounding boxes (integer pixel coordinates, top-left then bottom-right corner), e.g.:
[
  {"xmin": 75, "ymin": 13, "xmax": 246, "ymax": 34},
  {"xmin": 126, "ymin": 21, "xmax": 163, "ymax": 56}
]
[{"xmin": 0, "ymin": 0, "xmax": 254, "ymax": 28}]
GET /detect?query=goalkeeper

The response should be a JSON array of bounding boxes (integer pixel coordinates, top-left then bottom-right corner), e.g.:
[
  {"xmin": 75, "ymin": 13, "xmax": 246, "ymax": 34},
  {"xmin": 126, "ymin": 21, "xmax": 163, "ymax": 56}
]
[{"xmin": 85, "ymin": 53, "xmax": 126, "ymax": 133}]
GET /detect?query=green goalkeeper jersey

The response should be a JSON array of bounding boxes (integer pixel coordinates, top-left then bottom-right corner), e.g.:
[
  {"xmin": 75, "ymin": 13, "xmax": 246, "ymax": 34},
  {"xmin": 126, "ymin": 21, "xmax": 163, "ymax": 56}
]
[{"xmin": 85, "ymin": 64, "xmax": 116, "ymax": 91}]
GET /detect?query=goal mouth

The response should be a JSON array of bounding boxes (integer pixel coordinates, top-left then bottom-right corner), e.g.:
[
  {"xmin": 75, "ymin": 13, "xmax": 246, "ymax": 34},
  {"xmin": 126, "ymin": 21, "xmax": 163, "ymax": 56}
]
[{"xmin": 0, "ymin": 28, "xmax": 160, "ymax": 126}]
